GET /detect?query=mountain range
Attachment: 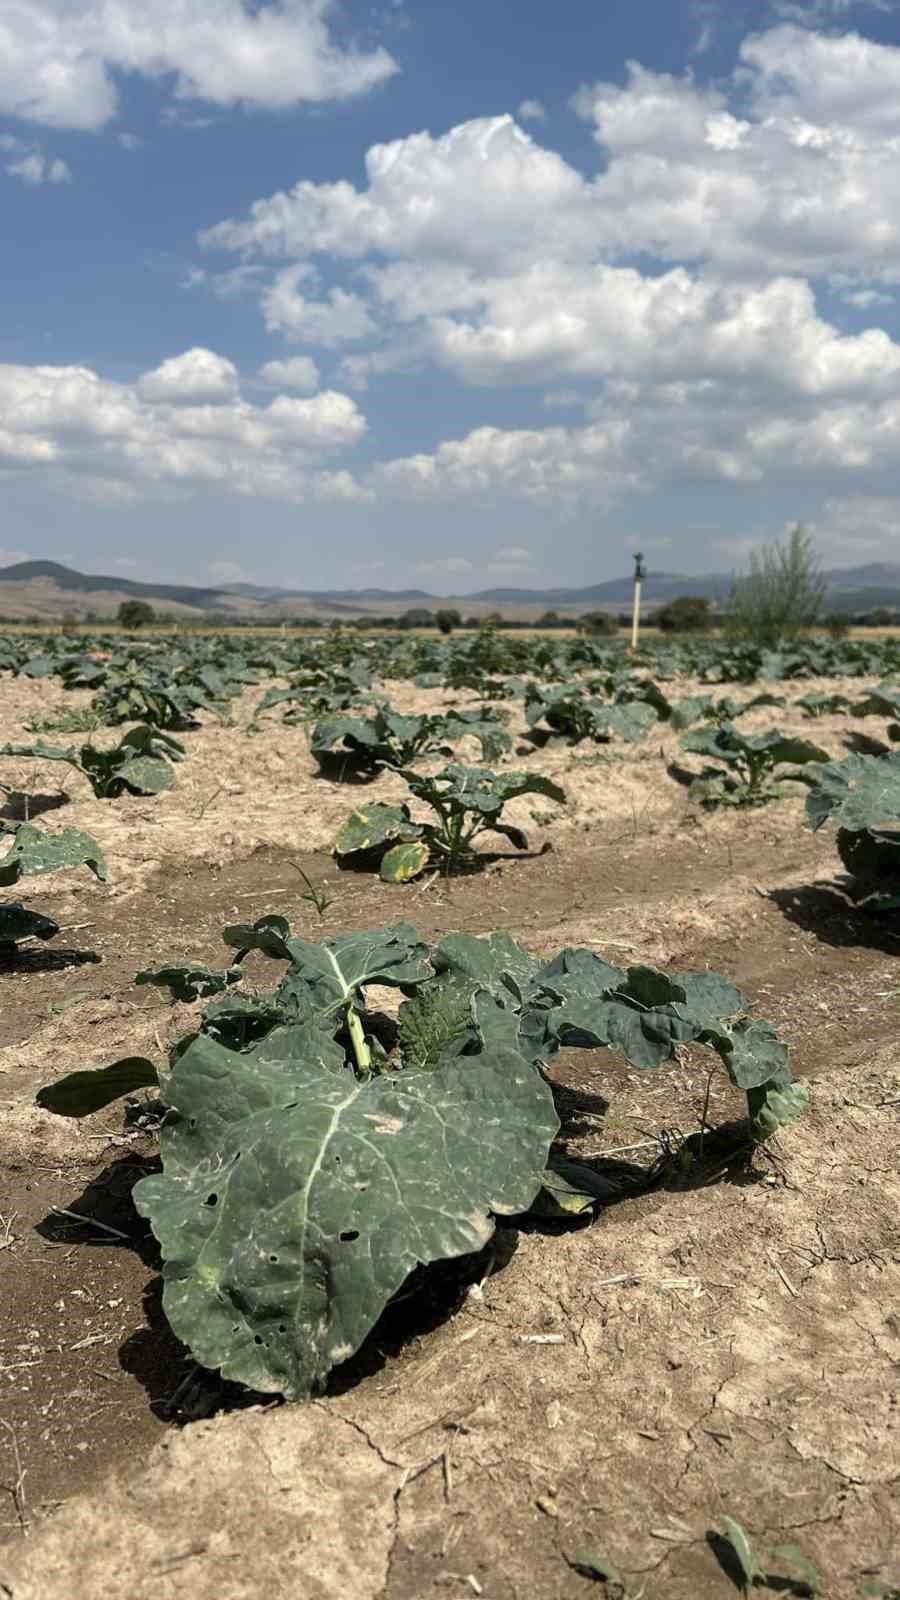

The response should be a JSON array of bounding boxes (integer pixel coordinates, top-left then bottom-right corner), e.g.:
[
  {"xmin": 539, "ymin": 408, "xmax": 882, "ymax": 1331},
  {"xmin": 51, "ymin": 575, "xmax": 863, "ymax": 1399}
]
[{"xmin": 1, "ymin": 558, "xmax": 900, "ymax": 622}]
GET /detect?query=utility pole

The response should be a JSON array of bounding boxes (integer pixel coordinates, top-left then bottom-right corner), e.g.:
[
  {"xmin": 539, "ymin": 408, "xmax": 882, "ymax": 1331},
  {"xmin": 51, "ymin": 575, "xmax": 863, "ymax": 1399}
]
[{"xmin": 631, "ymin": 551, "xmax": 646, "ymax": 649}]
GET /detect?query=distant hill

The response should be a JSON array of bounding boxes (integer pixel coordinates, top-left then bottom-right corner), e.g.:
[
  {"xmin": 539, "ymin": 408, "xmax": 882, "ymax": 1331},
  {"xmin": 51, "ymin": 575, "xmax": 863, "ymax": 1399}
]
[
  {"xmin": 1, "ymin": 558, "xmax": 899, "ymax": 622},
  {"xmin": 0, "ymin": 560, "xmax": 230, "ymax": 610},
  {"xmin": 221, "ymin": 581, "xmax": 434, "ymax": 603}
]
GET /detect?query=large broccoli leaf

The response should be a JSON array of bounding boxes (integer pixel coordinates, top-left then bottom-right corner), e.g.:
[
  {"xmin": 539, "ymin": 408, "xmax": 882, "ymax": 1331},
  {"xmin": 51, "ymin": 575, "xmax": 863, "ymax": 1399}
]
[
  {"xmin": 133, "ymin": 1031, "xmax": 558, "ymax": 1397},
  {"xmin": 806, "ymin": 751, "xmax": 900, "ymax": 832},
  {"xmin": 0, "ymin": 822, "xmax": 107, "ymax": 886}
]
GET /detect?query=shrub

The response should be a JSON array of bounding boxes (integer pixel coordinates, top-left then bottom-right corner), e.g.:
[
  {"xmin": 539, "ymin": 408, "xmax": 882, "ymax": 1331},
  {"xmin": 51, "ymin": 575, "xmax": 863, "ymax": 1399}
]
[
  {"xmin": 578, "ymin": 610, "xmax": 619, "ymax": 638},
  {"xmin": 725, "ymin": 524, "xmax": 826, "ymax": 646},
  {"xmin": 656, "ymin": 596, "xmax": 711, "ymax": 633},
  {"xmin": 117, "ymin": 599, "xmax": 156, "ymax": 628}
]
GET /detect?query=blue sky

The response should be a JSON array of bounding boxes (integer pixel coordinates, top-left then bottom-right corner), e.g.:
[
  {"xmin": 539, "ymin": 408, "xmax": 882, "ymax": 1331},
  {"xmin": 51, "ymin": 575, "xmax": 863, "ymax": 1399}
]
[{"xmin": 3, "ymin": 0, "xmax": 900, "ymax": 593}]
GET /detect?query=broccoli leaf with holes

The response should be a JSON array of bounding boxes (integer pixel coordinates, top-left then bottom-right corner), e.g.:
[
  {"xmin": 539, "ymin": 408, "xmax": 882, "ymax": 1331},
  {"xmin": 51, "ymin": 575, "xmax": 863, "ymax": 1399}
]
[
  {"xmin": 0, "ymin": 823, "xmax": 106, "ymax": 887},
  {"xmin": 132, "ymin": 1032, "xmax": 558, "ymax": 1398}
]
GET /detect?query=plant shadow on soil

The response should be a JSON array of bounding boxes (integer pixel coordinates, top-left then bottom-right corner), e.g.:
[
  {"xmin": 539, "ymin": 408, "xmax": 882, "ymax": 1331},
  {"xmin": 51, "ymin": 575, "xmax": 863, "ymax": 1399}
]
[
  {"xmin": 768, "ymin": 881, "xmax": 900, "ymax": 954},
  {"xmin": 0, "ymin": 946, "xmax": 101, "ymax": 975},
  {"xmin": 335, "ymin": 846, "xmax": 552, "ymax": 881},
  {"xmin": 0, "ymin": 789, "xmax": 70, "ymax": 821},
  {"xmin": 33, "ymin": 1099, "xmax": 768, "ymax": 1433}
]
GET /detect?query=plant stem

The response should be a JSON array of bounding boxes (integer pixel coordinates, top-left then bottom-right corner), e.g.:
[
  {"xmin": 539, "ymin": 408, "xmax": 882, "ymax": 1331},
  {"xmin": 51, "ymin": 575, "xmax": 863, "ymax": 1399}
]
[
  {"xmin": 347, "ymin": 1005, "xmax": 372, "ymax": 1073},
  {"xmin": 698, "ymin": 1068, "xmax": 715, "ymax": 1164}
]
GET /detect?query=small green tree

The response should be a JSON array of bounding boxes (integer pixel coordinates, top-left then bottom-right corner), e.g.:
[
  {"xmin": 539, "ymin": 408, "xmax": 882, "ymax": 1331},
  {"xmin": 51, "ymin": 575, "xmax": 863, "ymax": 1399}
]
[
  {"xmin": 117, "ymin": 599, "xmax": 156, "ymax": 628},
  {"xmin": 579, "ymin": 610, "xmax": 619, "ymax": 638},
  {"xmin": 435, "ymin": 608, "xmax": 462, "ymax": 635},
  {"xmin": 656, "ymin": 596, "xmax": 711, "ymax": 633},
  {"xmin": 725, "ymin": 524, "xmax": 826, "ymax": 646},
  {"xmin": 825, "ymin": 612, "xmax": 850, "ymax": 640}
]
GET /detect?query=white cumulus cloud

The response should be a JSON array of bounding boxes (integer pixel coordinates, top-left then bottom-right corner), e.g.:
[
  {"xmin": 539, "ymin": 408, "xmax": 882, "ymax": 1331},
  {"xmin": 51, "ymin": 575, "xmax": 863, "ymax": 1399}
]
[
  {"xmin": 137, "ymin": 348, "xmax": 240, "ymax": 406},
  {"xmin": 262, "ymin": 267, "xmax": 376, "ymax": 344},
  {"xmin": 0, "ymin": 0, "xmax": 398, "ymax": 131},
  {"xmin": 0, "ymin": 351, "xmax": 368, "ymax": 506},
  {"xmin": 258, "ymin": 356, "xmax": 320, "ymax": 393}
]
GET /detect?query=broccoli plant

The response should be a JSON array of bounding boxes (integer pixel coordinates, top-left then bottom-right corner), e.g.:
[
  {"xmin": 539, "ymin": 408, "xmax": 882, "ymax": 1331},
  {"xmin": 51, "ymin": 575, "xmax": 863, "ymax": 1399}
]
[
  {"xmin": 312, "ymin": 705, "xmax": 511, "ymax": 777},
  {"xmin": 806, "ymin": 750, "xmax": 900, "ymax": 911},
  {"xmin": 36, "ymin": 919, "xmax": 806, "ymax": 1401},
  {"xmin": 92, "ymin": 663, "xmax": 219, "ymax": 729},
  {"xmin": 1, "ymin": 725, "xmax": 185, "ymax": 797},
  {"xmin": 1, "ymin": 821, "xmax": 106, "ymax": 956},
  {"xmin": 335, "ymin": 764, "xmax": 566, "ymax": 880},
  {"xmin": 671, "ymin": 692, "xmax": 785, "ymax": 730},
  {"xmin": 681, "ymin": 723, "xmax": 829, "ymax": 807},
  {"xmin": 255, "ymin": 667, "xmax": 373, "ymax": 725},
  {"xmin": 525, "ymin": 685, "xmax": 659, "ymax": 745},
  {"xmin": 796, "ymin": 691, "xmax": 854, "ymax": 719}
]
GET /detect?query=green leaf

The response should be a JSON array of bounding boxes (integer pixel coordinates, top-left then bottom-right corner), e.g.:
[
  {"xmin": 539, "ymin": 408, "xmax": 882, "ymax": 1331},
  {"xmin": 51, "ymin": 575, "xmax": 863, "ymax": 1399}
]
[
  {"xmin": 380, "ymin": 841, "xmax": 431, "ymax": 882},
  {"xmin": 570, "ymin": 1548, "xmax": 622, "ymax": 1586},
  {"xmin": 434, "ymin": 930, "xmax": 544, "ymax": 1003},
  {"xmin": 747, "ymin": 1079, "xmax": 810, "ymax": 1143},
  {"xmin": 274, "ymin": 922, "xmax": 433, "ymax": 1032},
  {"xmin": 36, "ymin": 1057, "xmax": 159, "ymax": 1118},
  {"xmin": 0, "ymin": 823, "xmax": 107, "ymax": 886},
  {"xmin": 0, "ymin": 738, "xmax": 77, "ymax": 765},
  {"xmin": 402, "ymin": 765, "xmax": 565, "ymax": 817},
  {"xmin": 529, "ymin": 1156, "xmax": 620, "ymax": 1218},
  {"xmin": 532, "ymin": 954, "xmax": 795, "ymax": 1096},
  {"xmin": 311, "ymin": 715, "xmax": 381, "ymax": 754},
  {"xmin": 671, "ymin": 694, "xmax": 714, "ymax": 730},
  {"xmin": 720, "ymin": 1516, "xmax": 761, "ymax": 1591},
  {"xmin": 396, "ymin": 974, "xmax": 481, "ymax": 1071},
  {"xmin": 806, "ymin": 751, "xmax": 900, "ymax": 833},
  {"xmin": 115, "ymin": 754, "xmax": 175, "ymax": 794},
  {"xmin": 683, "ymin": 724, "xmax": 827, "ymax": 770},
  {"xmin": 136, "ymin": 963, "xmax": 243, "ymax": 1003},
  {"xmin": 837, "ymin": 826, "xmax": 900, "ymax": 898},
  {"xmin": 769, "ymin": 1543, "xmax": 822, "ymax": 1594},
  {"xmin": 593, "ymin": 701, "xmax": 659, "ymax": 742},
  {"xmin": 747, "ymin": 733, "xmax": 828, "ymax": 767},
  {"xmin": 334, "ymin": 803, "xmax": 421, "ymax": 856},
  {"xmin": 0, "ymin": 903, "xmax": 59, "ymax": 947},
  {"xmin": 133, "ymin": 1033, "xmax": 558, "ymax": 1397},
  {"xmin": 222, "ymin": 913, "xmax": 292, "ymax": 962},
  {"xmin": 398, "ymin": 932, "xmax": 547, "ymax": 1068}
]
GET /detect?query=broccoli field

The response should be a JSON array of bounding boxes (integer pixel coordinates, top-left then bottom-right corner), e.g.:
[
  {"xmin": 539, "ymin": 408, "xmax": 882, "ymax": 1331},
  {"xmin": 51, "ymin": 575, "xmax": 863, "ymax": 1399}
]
[{"xmin": 1, "ymin": 626, "xmax": 898, "ymax": 1600}]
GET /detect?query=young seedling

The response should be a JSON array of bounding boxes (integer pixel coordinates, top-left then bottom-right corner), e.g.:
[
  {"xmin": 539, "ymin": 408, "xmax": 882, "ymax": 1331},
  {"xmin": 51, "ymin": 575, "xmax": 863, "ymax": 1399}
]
[{"xmin": 289, "ymin": 861, "xmax": 334, "ymax": 918}]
